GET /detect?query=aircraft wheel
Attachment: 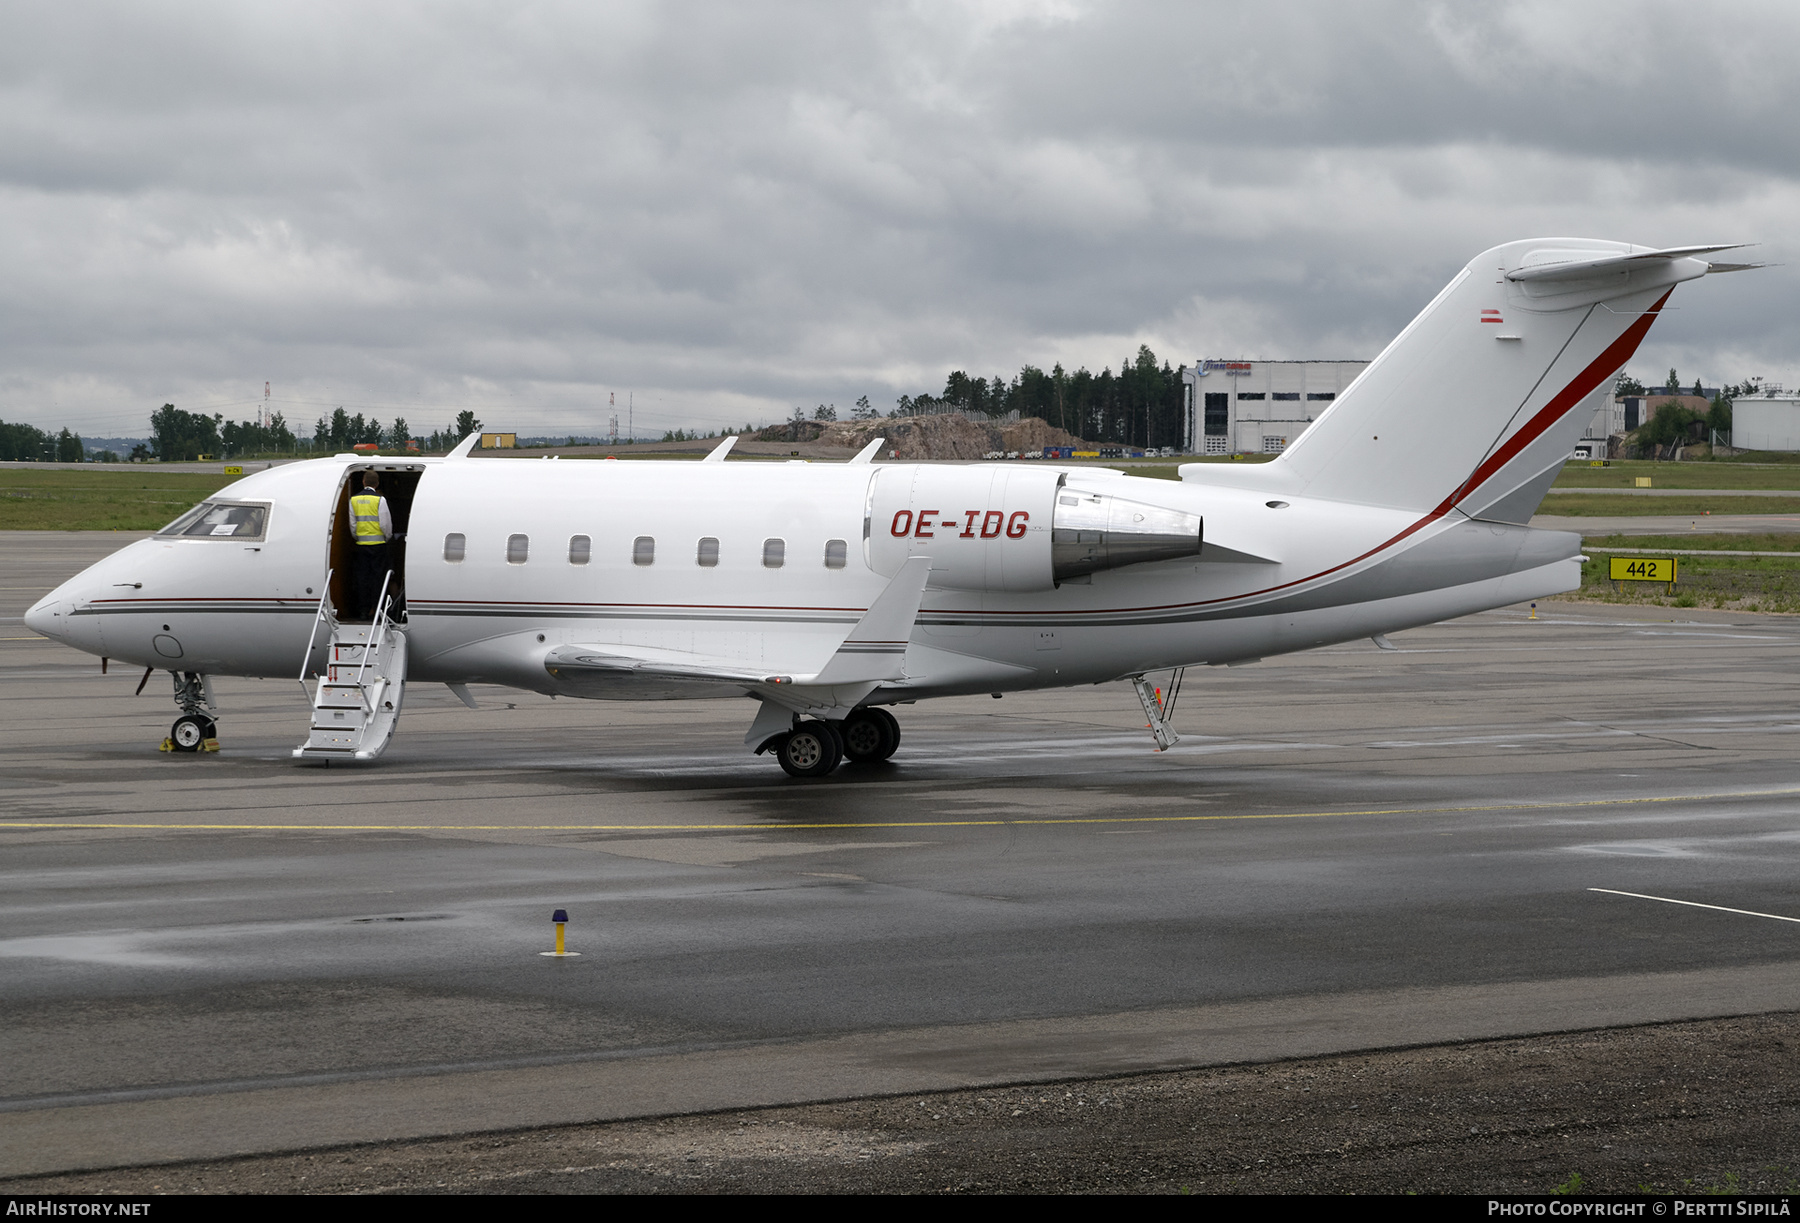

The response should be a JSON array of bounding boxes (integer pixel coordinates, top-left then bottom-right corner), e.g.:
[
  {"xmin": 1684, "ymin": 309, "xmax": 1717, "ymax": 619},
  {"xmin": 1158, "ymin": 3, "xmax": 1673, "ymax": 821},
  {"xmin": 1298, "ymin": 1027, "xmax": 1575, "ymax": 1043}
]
[
  {"xmin": 868, "ymin": 707, "xmax": 900, "ymax": 756},
  {"xmin": 841, "ymin": 708, "xmax": 899, "ymax": 763},
  {"xmin": 170, "ymin": 714, "xmax": 210, "ymax": 753},
  {"xmin": 776, "ymin": 721, "xmax": 842, "ymax": 778}
]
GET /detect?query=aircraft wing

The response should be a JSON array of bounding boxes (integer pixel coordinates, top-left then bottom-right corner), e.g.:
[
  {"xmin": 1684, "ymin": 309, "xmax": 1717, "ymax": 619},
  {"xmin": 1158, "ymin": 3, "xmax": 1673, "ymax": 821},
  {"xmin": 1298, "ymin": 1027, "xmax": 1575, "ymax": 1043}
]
[
  {"xmin": 545, "ymin": 643, "xmax": 790, "ymax": 692},
  {"xmin": 542, "ymin": 556, "xmax": 934, "ymax": 705}
]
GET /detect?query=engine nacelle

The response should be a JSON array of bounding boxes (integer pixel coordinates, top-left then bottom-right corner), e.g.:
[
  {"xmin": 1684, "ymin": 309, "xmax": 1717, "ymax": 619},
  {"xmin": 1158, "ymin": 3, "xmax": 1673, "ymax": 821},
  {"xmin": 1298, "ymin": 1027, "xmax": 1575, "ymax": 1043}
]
[{"xmin": 866, "ymin": 466, "xmax": 1202, "ymax": 592}]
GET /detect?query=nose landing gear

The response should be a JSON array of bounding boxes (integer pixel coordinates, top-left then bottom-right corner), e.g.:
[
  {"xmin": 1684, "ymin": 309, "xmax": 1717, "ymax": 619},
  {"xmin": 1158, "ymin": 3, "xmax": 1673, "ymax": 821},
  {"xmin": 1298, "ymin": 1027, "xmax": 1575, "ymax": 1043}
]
[
  {"xmin": 159, "ymin": 671, "xmax": 220, "ymax": 753},
  {"xmin": 168, "ymin": 713, "xmax": 217, "ymax": 752}
]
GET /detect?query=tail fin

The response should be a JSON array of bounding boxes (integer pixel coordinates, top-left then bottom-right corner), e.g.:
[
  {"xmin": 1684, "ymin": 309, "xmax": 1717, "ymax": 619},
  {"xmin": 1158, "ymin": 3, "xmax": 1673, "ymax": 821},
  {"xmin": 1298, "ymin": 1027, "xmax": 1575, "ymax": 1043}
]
[{"xmin": 1258, "ymin": 239, "xmax": 1740, "ymax": 518}]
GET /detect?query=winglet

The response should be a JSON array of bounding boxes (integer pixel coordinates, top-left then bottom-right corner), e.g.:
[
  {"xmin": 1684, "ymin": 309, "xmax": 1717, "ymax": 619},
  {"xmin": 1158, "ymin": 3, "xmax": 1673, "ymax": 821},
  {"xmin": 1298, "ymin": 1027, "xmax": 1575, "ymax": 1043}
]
[
  {"xmin": 447, "ymin": 433, "xmax": 481, "ymax": 460},
  {"xmin": 812, "ymin": 555, "xmax": 930, "ymax": 684},
  {"xmin": 848, "ymin": 437, "xmax": 886, "ymax": 465},
  {"xmin": 703, "ymin": 435, "xmax": 738, "ymax": 462}
]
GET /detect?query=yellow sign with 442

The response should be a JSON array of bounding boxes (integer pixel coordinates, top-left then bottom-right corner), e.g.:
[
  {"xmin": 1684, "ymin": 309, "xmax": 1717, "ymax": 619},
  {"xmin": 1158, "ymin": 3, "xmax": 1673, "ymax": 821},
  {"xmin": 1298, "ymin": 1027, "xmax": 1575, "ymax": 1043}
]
[{"xmin": 1609, "ymin": 557, "xmax": 1677, "ymax": 583}]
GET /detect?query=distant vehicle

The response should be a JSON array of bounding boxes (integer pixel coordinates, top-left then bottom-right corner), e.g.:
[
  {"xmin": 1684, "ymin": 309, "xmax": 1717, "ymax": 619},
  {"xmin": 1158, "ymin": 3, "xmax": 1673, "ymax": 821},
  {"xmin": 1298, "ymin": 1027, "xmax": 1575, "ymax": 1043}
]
[
  {"xmin": 27, "ymin": 239, "xmax": 1754, "ymax": 777},
  {"xmin": 352, "ymin": 443, "xmax": 379, "ymax": 453}
]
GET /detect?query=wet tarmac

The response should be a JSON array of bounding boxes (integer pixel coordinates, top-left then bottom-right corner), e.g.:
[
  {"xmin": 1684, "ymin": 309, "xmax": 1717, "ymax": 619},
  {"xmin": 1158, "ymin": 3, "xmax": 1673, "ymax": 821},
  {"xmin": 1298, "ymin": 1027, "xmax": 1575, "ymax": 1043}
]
[{"xmin": 6, "ymin": 532, "xmax": 1800, "ymax": 1179}]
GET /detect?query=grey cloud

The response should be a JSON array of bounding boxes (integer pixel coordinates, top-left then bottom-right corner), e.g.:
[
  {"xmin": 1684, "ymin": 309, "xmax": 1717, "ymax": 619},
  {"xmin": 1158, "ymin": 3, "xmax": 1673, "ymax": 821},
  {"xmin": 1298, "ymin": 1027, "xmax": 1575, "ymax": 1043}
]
[{"xmin": 0, "ymin": 0, "xmax": 1793, "ymax": 438}]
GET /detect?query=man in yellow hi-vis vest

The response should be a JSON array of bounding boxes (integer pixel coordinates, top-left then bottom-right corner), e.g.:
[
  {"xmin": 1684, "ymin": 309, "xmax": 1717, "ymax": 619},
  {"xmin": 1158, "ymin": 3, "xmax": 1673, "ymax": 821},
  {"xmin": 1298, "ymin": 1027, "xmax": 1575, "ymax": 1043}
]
[{"xmin": 348, "ymin": 472, "xmax": 394, "ymax": 621}]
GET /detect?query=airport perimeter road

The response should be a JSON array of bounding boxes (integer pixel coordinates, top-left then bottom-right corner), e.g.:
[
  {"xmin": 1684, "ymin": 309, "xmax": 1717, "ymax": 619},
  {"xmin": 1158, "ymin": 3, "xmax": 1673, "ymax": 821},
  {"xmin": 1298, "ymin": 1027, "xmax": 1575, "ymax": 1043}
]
[
  {"xmin": 6, "ymin": 533, "xmax": 1800, "ymax": 1177},
  {"xmin": 1532, "ymin": 511, "xmax": 1800, "ymax": 534}
]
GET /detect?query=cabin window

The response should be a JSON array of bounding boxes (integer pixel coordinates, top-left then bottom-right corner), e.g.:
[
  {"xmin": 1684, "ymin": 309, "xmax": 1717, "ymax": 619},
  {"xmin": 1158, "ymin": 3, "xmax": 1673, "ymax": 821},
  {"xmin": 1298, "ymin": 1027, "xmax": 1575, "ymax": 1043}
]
[
  {"xmin": 443, "ymin": 533, "xmax": 466, "ymax": 563},
  {"xmin": 507, "ymin": 534, "xmax": 529, "ymax": 564},
  {"xmin": 696, "ymin": 537, "xmax": 720, "ymax": 567},
  {"xmin": 823, "ymin": 539, "xmax": 847, "ymax": 569},
  {"xmin": 568, "ymin": 535, "xmax": 591, "ymax": 565},
  {"xmin": 633, "ymin": 536, "xmax": 655, "ymax": 566},
  {"xmin": 762, "ymin": 538, "xmax": 785, "ymax": 568}
]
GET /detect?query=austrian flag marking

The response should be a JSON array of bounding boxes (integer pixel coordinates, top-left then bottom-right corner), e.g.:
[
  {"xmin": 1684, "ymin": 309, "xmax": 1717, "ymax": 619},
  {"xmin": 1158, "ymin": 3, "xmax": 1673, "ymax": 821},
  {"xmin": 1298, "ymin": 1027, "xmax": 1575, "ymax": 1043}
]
[{"xmin": 1480, "ymin": 309, "xmax": 1504, "ymax": 324}]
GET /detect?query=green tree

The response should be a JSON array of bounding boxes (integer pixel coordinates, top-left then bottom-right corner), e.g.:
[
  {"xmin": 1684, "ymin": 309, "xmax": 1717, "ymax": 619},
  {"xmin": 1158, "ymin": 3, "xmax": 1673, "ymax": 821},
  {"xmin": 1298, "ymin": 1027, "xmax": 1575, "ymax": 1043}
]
[
  {"xmin": 454, "ymin": 410, "xmax": 481, "ymax": 439},
  {"xmin": 55, "ymin": 428, "xmax": 83, "ymax": 462},
  {"xmin": 149, "ymin": 403, "xmax": 222, "ymax": 462},
  {"xmin": 1638, "ymin": 400, "xmax": 1702, "ymax": 450},
  {"xmin": 1708, "ymin": 392, "xmax": 1733, "ymax": 439},
  {"xmin": 0, "ymin": 420, "xmax": 49, "ymax": 461},
  {"xmin": 1616, "ymin": 374, "xmax": 1645, "ymax": 396},
  {"xmin": 391, "ymin": 417, "xmax": 409, "ymax": 448}
]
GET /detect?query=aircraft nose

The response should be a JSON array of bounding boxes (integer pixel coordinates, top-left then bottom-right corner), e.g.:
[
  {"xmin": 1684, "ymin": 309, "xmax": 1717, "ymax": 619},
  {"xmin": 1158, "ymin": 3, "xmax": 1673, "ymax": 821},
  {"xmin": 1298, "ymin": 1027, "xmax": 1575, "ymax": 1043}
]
[{"xmin": 23, "ymin": 592, "xmax": 64, "ymax": 641}]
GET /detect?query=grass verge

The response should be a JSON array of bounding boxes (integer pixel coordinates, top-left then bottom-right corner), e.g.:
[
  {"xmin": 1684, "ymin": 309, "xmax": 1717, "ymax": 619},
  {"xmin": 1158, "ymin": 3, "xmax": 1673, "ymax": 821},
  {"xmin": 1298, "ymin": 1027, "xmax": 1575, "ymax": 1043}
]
[
  {"xmin": 1585, "ymin": 532, "xmax": 1800, "ymax": 553},
  {"xmin": 1538, "ymin": 492, "xmax": 1800, "ymax": 516},
  {"xmin": 1552, "ymin": 459, "xmax": 1800, "ymax": 490},
  {"xmin": 0, "ymin": 470, "xmax": 237, "ymax": 530},
  {"xmin": 1569, "ymin": 546, "xmax": 1800, "ymax": 612}
]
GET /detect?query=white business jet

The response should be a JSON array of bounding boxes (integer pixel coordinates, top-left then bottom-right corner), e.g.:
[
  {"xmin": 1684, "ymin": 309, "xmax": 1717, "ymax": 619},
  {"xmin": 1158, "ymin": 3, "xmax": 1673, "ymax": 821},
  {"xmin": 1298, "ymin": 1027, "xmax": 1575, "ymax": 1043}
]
[{"xmin": 26, "ymin": 238, "xmax": 1754, "ymax": 777}]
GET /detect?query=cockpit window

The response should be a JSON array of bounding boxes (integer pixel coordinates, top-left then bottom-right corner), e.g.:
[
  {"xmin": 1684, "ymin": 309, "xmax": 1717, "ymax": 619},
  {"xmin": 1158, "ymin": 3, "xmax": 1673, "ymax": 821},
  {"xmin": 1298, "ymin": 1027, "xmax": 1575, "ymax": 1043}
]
[{"xmin": 157, "ymin": 501, "xmax": 270, "ymax": 540}]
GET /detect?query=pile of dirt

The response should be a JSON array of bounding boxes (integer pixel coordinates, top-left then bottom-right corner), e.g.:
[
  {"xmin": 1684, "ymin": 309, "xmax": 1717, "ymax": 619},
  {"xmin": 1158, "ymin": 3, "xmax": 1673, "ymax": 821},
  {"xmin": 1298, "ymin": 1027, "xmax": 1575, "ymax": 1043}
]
[
  {"xmin": 752, "ymin": 415, "xmax": 1091, "ymax": 460},
  {"xmin": 750, "ymin": 420, "xmax": 831, "ymax": 445},
  {"xmin": 768, "ymin": 415, "xmax": 1092, "ymax": 461}
]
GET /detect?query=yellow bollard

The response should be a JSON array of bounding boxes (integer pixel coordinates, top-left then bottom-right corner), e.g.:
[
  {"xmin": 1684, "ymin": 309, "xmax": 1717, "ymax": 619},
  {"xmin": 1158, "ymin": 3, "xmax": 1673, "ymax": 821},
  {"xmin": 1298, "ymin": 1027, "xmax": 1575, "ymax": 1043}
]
[
  {"xmin": 1529, "ymin": 603, "xmax": 1537, "ymax": 620},
  {"xmin": 541, "ymin": 908, "xmax": 580, "ymax": 957}
]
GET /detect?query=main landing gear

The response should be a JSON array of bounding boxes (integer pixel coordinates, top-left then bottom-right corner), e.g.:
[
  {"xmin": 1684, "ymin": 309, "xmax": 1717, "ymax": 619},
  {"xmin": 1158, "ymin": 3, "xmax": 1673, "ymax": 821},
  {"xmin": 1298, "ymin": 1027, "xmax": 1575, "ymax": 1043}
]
[
  {"xmin": 159, "ymin": 670, "xmax": 219, "ymax": 753},
  {"xmin": 764, "ymin": 707, "xmax": 901, "ymax": 778}
]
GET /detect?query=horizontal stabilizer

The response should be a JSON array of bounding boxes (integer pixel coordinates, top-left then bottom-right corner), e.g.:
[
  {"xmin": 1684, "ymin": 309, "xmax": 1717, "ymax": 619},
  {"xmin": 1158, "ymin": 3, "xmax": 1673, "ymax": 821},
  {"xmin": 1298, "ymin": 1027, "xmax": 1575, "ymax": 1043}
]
[
  {"xmin": 1505, "ymin": 244, "xmax": 1750, "ymax": 283},
  {"xmin": 848, "ymin": 437, "xmax": 886, "ymax": 465},
  {"xmin": 702, "ymin": 435, "xmax": 737, "ymax": 462}
]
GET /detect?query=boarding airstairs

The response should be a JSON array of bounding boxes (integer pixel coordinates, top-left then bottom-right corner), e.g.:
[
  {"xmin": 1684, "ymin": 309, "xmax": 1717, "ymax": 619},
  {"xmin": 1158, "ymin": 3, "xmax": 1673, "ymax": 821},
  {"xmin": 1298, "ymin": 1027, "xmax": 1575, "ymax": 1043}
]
[{"xmin": 293, "ymin": 571, "xmax": 408, "ymax": 762}]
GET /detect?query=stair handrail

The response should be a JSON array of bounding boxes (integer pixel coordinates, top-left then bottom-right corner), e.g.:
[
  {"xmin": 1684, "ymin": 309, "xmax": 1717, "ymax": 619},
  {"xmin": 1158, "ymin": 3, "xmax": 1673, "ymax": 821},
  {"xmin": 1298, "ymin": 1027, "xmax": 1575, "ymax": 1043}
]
[
  {"xmin": 351, "ymin": 569, "xmax": 395, "ymax": 696},
  {"xmin": 297, "ymin": 568, "xmax": 336, "ymax": 696}
]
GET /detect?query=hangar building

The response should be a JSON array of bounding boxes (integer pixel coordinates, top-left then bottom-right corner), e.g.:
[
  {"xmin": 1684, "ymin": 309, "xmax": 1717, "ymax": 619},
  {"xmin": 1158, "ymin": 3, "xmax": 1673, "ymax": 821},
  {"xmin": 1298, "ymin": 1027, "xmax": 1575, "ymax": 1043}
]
[{"xmin": 1179, "ymin": 360, "xmax": 1369, "ymax": 455}]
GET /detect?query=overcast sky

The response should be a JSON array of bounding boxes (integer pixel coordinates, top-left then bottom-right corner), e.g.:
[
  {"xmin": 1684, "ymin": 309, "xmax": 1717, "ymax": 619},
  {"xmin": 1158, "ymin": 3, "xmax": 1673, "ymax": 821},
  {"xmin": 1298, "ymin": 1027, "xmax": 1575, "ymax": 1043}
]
[{"xmin": 3, "ymin": 0, "xmax": 1795, "ymax": 440}]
